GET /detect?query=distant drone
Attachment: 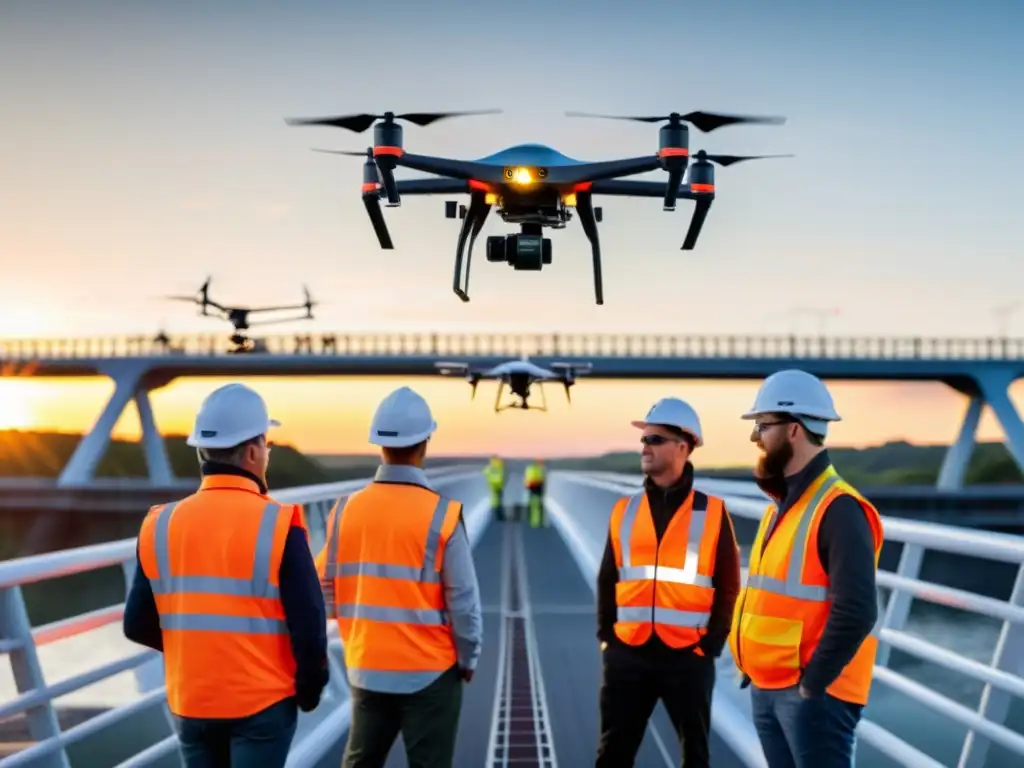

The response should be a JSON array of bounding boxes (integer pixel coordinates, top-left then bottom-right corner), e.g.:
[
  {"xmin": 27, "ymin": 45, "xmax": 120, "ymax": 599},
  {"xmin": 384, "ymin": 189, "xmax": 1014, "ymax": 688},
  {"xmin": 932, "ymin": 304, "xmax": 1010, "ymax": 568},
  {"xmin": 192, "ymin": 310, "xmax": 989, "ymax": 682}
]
[
  {"xmin": 285, "ymin": 108, "xmax": 789, "ymax": 305},
  {"xmin": 166, "ymin": 277, "xmax": 317, "ymax": 353},
  {"xmin": 434, "ymin": 357, "xmax": 593, "ymax": 412}
]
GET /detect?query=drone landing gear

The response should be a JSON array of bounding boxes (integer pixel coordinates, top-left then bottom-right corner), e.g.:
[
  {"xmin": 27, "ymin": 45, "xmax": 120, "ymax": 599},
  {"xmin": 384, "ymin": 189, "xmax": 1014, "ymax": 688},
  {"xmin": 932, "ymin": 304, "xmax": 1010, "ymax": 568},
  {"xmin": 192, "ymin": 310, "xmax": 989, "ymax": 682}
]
[
  {"xmin": 453, "ymin": 191, "xmax": 491, "ymax": 302},
  {"xmin": 576, "ymin": 190, "xmax": 604, "ymax": 305},
  {"xmin": 493, "ymin": 381, "xmax": 548, "ymax": 412},
  {"xmin": 682, "ymin": 197, "xmax": 712, "ymax": 250}
]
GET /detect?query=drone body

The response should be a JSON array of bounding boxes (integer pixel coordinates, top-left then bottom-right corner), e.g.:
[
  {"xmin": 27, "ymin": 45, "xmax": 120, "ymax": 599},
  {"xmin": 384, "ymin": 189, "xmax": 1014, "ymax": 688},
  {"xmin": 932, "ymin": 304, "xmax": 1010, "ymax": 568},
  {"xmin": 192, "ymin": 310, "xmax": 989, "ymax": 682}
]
[
  {"xmin": 287, "ymin": 109, "xmax": 790, "ymax": 305},
  {"xmin": 434, "ymin": 357, "xmax": 593, "ymax": 412},
  {"xmin": 166, "ymin": 277, "xmax": 317, "ymax": 353}
]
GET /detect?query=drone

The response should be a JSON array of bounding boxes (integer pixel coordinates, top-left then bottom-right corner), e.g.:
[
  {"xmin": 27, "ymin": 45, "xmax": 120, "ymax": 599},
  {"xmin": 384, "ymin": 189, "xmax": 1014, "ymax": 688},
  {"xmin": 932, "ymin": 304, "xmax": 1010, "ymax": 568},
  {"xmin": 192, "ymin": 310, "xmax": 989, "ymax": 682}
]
[
  {"xmin": 165, "ymin": 277, "xmax": 317, "ymax": 353},
  {"xmin": 285, "ymin": 108, "xmax": 790, "ymax": 305},
  {"xmin": 434, "ymin": 357, "xmax": 593, "ymax": 412}
]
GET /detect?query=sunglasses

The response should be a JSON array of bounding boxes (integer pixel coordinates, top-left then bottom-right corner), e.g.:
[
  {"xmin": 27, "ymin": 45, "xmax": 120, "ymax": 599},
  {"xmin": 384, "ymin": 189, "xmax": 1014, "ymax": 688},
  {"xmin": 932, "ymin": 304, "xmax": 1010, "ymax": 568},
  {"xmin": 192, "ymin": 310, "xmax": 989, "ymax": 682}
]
[{"xmin": 640, "ymin": 434, "xmax": 684, "ymax": 446}]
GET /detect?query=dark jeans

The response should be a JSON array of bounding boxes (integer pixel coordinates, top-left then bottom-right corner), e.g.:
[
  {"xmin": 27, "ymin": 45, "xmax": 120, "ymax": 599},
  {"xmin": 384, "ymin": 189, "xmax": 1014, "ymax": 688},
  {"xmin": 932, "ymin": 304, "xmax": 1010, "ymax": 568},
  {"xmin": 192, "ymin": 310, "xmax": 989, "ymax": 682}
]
[
  {"xmin": 175, "ymin": 696, "xmax": 298, "ymax": 768},
  {"xmin": 343, "ymin": 664, "xmax": 463, "ymax": 768},
  {"xmin": 596, "ymin": 641, "xmax": 716, "ymax": 767},
  {"xmin": 750, "ymin": 685, "xmax": 863, "ymax": 768}
]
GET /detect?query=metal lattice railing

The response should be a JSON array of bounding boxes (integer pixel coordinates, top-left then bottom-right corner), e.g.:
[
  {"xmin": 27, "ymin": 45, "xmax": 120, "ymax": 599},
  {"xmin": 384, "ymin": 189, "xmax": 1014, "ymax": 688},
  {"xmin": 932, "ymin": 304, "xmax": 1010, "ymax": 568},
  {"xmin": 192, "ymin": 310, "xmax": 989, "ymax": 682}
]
[
  {"xmin": 0, "ymin": 466, "xmax": 485, "ymax": 768},
  {"xmin": 551, "ymin": 470, "xmax": 1024, "ymax": 768},
  {"xmin": 4, "ymin": 332, "xmax": 1024, "ymax": 362}
]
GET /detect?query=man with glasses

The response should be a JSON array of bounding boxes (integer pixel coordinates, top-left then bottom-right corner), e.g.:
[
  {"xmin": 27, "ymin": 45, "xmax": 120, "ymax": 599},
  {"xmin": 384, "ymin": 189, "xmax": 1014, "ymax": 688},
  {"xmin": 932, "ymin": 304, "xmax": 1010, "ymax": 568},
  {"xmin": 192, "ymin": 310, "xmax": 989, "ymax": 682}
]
[
  {"xmin": 729, "ymin": 369, "xmax": 884, "ymax": 768},
  {"xmin": 595, "ymin": 397, "xmax": 741, "ymax": 768}
]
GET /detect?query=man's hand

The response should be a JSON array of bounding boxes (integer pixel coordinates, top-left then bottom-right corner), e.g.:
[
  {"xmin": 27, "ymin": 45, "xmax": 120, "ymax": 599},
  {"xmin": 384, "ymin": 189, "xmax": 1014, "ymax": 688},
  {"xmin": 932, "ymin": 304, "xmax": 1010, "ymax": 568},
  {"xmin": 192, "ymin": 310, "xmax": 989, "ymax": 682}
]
[
  {"xmin": 459, "ymin": 666, "xmax": 474, "ymax": 683},
  {"xmin": 798, "ymin": 683, "xmax": 814, "ymax": 700}
]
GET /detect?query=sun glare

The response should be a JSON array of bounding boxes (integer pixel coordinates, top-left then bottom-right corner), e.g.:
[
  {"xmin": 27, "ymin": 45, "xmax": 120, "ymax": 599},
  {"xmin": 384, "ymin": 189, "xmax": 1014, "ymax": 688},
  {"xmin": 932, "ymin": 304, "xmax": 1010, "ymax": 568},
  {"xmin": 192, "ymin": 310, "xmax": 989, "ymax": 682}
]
[{"xmin": 0, "ymin": 382, "xmax": 37, "ymax": 429}]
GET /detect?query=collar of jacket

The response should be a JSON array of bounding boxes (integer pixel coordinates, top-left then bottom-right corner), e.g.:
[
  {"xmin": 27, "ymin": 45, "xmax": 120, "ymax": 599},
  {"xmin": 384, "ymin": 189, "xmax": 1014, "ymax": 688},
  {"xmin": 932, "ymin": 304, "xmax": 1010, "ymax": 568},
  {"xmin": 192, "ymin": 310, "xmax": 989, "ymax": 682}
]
[
  {"xmin": 643, "ymin": 460, "xmax": 695, "ymax": 509},
  {"xmin": 374, "ymin": 463, "xmax": 432, "ymax": 490},
  {"xmin": 199, "ymin": 461, "xmax": 268, "ymax": 495},
  {"xmin": 775, "ymin": 449, "xmax": 833, "ymax": 514}
]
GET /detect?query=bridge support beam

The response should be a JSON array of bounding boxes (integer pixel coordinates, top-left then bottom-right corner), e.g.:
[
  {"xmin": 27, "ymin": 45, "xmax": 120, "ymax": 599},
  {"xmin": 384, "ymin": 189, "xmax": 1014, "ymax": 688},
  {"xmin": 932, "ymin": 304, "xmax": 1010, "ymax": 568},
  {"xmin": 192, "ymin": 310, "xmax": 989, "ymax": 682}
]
[
  {"xmin": 57, "ymin": 364, "xmax": 175, "ymax": 488},
  {"xmin": 937, "ymin": 396, "xmax": 983, "ymax": 490},
  {"xmin": 938, "ymin": 371, "xmax": 1024, "ymax": 489}
]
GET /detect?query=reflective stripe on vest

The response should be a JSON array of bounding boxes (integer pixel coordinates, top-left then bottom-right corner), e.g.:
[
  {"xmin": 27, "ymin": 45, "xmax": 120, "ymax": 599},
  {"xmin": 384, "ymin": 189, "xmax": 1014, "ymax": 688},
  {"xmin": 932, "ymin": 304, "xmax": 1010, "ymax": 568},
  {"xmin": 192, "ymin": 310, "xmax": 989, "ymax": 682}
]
[
  {"xmin": 147, "ymin": 500, "xmax": 289, "ymax": 635},
  {"xmin": 322, "ymin": 494, "xmax": 451, "ymax": 627},
  {"xmin": 615, "ymin": 491, "xmax": 713, "ymax": 630}
]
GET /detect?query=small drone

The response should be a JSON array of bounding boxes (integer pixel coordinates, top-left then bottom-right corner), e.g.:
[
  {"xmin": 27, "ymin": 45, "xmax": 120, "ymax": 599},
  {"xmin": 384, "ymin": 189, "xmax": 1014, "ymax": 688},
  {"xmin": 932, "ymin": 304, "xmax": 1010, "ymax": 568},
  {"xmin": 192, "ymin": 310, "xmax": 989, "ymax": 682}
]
[
  {"xmin": 165, "ymin": 277, "xmax": 316, "ymax": 353},
  {"xmin": 286, "ymin": 108, "xmax": 789, "ymax": 305},
  {"xmin": 434, "ymin": 357, "xmax": 593, "ymax": 412}
]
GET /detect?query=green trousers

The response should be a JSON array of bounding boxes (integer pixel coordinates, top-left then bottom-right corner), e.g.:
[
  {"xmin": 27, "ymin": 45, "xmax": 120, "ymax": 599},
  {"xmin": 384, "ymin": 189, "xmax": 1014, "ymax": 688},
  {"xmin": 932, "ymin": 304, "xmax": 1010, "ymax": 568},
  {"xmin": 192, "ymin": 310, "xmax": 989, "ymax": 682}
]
[{"xmin": 342, "ymin": 665, "xmax": 463, "ymax": 768}]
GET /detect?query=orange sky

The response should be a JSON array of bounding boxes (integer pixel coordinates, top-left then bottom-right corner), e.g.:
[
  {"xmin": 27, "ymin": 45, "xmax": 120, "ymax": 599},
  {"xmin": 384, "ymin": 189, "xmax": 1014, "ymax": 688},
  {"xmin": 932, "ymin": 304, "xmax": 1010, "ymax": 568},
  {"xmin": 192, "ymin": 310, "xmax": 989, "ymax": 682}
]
[{"xmin": 0, "ymin": 374, "xmax": 1015, "ymax": 466}]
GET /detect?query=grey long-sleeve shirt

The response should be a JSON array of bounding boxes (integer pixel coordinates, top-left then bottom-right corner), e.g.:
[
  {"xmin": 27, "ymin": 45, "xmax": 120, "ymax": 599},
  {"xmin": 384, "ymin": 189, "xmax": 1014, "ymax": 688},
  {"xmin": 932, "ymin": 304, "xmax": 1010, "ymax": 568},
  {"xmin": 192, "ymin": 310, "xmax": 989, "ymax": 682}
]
[{"xmin": 440, "ymin": 516, "xmax": 484, "ymax": 672}]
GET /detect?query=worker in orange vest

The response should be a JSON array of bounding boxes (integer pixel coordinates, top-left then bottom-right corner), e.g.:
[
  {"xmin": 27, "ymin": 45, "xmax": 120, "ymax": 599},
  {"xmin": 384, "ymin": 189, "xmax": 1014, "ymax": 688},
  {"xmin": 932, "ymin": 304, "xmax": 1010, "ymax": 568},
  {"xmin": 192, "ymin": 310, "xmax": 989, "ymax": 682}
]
[
  {"xmin": 316, "ymin": 386, "xmax": 483, "ymax": 768},
  {"xmin": 595, "ymin": 398, "xmax": 741, "ymax": 768},
  {"xmin": 123, "ymin": 383, "xmax": 328, "ymax": 767},
  {"xmin": 731, "ymin": 370, "xmax": 884, "ymax": 767}
]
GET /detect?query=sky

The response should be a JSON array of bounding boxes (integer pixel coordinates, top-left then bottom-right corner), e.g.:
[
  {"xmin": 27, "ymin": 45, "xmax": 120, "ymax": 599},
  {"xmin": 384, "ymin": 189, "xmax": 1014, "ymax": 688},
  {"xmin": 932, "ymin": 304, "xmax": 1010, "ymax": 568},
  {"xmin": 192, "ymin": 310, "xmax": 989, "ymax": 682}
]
[{"xmin": 1, "ymin": 1, "xmax": 1023, "ymax": 465}]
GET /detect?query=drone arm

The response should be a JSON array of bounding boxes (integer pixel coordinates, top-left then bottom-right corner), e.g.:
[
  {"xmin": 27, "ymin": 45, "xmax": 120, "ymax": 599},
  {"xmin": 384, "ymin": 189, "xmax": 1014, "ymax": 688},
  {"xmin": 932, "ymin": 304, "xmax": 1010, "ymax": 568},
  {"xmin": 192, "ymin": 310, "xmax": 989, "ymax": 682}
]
[
  {"xmin": 575, "ymin": 190, "xmax": 604, "ymax": 306},
  {"xmin": 386, "ymin": 178, "xmax": 473, "ymax": 195},
  {"xmin": 546, "ymin": 156, "xmax": 663, "ymax": 185},
  {"xmin": 393, "ymin": 153, "xmax": 496, "ymax": 181},
  {"xmin": 589, "ymin": 180, "xmax": 697, "ymax": 198}
]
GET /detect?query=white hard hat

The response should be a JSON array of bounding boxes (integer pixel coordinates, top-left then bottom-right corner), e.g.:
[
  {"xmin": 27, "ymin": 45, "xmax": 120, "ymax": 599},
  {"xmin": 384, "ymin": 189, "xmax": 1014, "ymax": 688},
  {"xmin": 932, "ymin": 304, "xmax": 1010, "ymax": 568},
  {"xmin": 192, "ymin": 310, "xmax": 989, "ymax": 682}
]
[
  {"xmin": 369, "ymin": 386, "xmax": 437, "ymax": 448},
  {"xmin": 186, "ymin": 383, "xmax": 280, "ymax": 449},
  {"xmin": 631, "ymin": 397, "xmax": 704, "ymax": 448},
  {"xmin": 742, "ymin": 369, "xmax": 840, "ymax": 436}
]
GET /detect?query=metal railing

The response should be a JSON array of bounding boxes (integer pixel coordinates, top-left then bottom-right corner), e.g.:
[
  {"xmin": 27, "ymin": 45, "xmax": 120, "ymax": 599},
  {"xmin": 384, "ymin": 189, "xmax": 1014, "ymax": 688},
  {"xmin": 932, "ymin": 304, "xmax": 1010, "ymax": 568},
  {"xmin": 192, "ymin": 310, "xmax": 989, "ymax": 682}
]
[
  {"xmin": 0, "ymin": 465, "xmax": 486, "ymax": 768},
  {"xmin": 550, "ymin": 469, "xmax": 1024, "ymax": 768},
  {"xmin": 4, "ymin": 332, "xmax": 1024, "ymax": 362}
]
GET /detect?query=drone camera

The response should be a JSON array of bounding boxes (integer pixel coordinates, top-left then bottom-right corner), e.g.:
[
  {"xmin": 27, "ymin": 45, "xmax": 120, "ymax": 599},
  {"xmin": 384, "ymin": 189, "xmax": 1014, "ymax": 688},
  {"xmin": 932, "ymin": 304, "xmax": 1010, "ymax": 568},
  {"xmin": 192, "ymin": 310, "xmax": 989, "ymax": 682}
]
[{"xmin": 486, "ymin": 234, "xmax": 551, "ymax": 269}]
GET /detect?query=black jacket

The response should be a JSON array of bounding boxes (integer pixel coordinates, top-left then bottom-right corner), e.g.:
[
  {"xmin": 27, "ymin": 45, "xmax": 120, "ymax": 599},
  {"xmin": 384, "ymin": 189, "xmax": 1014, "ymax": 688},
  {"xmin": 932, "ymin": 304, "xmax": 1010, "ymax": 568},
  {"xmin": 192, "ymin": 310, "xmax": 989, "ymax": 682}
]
[
  {"xmin": 596, "ymin": 461, "xmax": 742, "ymax": 662},
  {"xmin": 747, "ymin": 450, "xmax": 880, "ymax": 696},
  {"xmin": 122, "ymin": 462, "xmax": 329, "ymax": 705}
]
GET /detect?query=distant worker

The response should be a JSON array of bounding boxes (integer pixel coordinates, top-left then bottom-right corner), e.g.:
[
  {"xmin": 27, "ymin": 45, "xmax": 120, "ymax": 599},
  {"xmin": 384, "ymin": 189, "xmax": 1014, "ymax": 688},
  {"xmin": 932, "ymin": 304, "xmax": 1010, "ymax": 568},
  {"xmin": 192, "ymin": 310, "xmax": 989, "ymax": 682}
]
[
  {"xmin": 596, "ymin": 398, "xmax": 741, "ymax": 768},
  {"xmin": 316, "ymin": 386, "xmax": 483, "ymax": 768},
  {"xmin": 483, "ymin": 454, "xmax": 506, "ymax": 521},
  {"xmin": 123, "ymin": 383, "xmax": 328, "ymax": 767},
  {"xmin": 730, "ymin": 369, "xmax": 883, "ymax": 768},
  {"xmin": 523, "ymin": 458, "xmax": 547, "ymax": 527}
]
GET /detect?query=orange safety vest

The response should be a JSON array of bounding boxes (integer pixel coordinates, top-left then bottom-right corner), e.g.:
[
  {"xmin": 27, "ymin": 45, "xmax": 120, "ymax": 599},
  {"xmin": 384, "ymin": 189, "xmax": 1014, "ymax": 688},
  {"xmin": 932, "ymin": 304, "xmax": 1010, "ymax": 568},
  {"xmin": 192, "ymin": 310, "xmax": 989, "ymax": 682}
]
[
  {"xmin": 137, "ymin": 475, "xmax": 304, "ymax": 719},
  {"xmin": 319, "ymin": 475, "xmax": 463, "ymax": 689},
  {"xmin": 609, "ymin": 488, "xmax": 725, "ymax": 650},
  {"xmin": 728, "ymin": 465, "xmax": 884, "ymax": 706}
]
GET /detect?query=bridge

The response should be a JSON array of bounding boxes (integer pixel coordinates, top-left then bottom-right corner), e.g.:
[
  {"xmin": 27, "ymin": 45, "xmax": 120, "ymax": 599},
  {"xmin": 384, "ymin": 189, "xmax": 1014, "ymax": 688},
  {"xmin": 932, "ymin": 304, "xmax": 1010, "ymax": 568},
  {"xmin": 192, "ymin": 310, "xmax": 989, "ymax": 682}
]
[
  {"xmin": 3, "ymin": 331, "xmax": 1024, "ymax": 493},
  {"xmin": 1, "ymin": 466, "xmax": 1022, "ymax": 767}
]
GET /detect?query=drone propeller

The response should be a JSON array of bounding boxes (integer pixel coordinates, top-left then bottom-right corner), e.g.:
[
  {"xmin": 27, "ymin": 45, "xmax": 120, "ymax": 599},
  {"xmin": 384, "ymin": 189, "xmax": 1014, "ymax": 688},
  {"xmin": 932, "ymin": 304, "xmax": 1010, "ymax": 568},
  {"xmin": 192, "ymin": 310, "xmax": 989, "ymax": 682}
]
[
  {"xmin": 285, "ymin": 109, "xmax": 503, "ymax": 134},
  {"xmin": 692, "ymin": 149, "xmax": 794, "ymax": 167},
  {"xmin": 565, "ymin": 110, "xmax": 786, "ymax": 133},
  {"xmin": 310, "ymin": 147, "xmax": 372, "ymax": 157}
]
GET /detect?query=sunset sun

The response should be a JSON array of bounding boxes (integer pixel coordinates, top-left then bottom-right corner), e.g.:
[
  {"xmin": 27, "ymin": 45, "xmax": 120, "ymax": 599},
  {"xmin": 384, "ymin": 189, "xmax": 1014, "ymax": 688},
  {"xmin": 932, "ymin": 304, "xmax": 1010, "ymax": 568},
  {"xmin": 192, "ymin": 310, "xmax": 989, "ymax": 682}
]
[{"xmin": 0, "ymin": 381, "xmax": 37, "ymax": 430}]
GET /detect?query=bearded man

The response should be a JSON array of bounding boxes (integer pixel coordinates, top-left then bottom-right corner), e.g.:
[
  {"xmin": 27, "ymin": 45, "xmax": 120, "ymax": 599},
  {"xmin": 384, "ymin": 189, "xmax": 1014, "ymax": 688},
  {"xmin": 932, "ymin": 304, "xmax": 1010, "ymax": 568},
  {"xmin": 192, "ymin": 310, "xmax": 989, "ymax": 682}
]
[{"xmin": 728, "ymin": 369, "xmax": 885, "ymax": 768}]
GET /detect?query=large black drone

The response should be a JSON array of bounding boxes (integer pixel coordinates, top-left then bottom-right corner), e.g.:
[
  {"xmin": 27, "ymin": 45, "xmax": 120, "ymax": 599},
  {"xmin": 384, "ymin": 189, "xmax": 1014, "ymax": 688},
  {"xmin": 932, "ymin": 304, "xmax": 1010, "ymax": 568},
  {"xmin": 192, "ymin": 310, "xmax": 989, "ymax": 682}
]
[
  {"xmin": 166, "ymin": 277, "xmax": 317, "ymax": 353},
  {"xmin": 434, "ymin": 357, "xmax": 593, "ymax": 412},
  {"xmin": 285, "ymin": 108, "xmax": 790, "ymax": 305}
]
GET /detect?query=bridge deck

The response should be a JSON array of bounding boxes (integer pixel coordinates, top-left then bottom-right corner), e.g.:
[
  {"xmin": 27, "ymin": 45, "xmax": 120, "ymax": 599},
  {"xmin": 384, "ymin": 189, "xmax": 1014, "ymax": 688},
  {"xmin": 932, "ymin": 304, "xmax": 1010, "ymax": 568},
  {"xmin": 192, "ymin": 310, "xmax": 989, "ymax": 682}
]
[{"xmin": 354, "ymin": 521, "xmax": 744, "ymax": 768}]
